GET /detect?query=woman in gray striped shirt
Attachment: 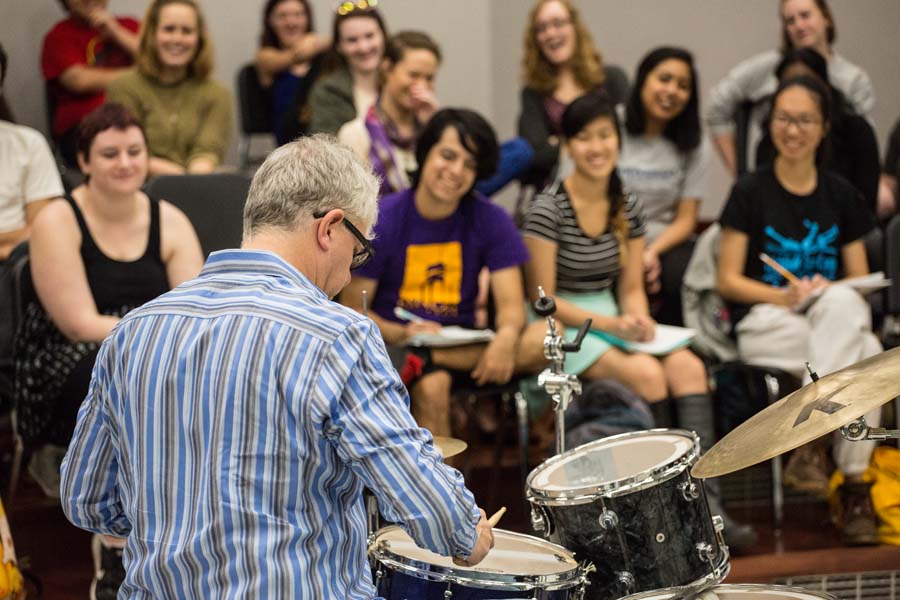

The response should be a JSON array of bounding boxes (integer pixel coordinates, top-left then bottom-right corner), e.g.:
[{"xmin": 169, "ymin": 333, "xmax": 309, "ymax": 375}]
[{"xmin": 520, "ymin": 91, "xmax": 709, "ymax": 420}]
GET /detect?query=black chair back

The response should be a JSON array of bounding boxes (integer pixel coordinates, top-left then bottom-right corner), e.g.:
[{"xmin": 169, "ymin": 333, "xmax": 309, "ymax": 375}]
[
  {"xmin": 237, "ymin": 63, "xmax": 272, "ymax": 136},
  {"xmin": 0, "ymin": 243, "xmax": 30, "ymax": 411},
  {"xmin": 145, "ymin": 174, "xmax": 250, "ymax": 257}
]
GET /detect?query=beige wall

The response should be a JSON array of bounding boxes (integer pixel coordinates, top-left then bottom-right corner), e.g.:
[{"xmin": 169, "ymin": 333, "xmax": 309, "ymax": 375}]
[{"xmin": 2, "ymin": 0, "xmax": 898, "ymax": 217}]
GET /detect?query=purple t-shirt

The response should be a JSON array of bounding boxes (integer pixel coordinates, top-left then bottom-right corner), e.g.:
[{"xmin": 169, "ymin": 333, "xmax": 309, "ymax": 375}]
[{"xmin": 356, "ymin": 188, "xmax": 529, "ymax": 328}]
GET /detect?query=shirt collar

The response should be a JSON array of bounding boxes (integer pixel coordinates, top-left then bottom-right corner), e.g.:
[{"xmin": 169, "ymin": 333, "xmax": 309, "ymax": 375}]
[{"xmin": 200, "ymin": 249, "xmax": 327, "ymax": 300}]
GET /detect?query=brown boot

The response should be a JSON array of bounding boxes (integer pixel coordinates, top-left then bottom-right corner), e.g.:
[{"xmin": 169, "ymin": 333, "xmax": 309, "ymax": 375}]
[
  {"xmin": 783, "ymin": 439, "xmax": 831, "ymax": 498},
  {"xmin": 837, "ymin": 479, "xmax": 879, "ymax": 546}
]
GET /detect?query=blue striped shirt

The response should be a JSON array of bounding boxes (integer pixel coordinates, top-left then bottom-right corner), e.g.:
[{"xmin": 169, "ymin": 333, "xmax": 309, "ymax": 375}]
[{"xmin": 61, "ymin": 249, "xmax": 481, "ymax": 599}]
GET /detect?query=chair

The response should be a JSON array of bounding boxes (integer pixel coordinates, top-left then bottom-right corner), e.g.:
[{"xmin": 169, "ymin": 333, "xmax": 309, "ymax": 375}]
[
  {"xmin": 144, "ymin": 174, "xmax": 250, "ymax": 257},
  {"xmin": 0, "ymin": 243, "xmax": 31, "ymax": 503},
  {"xmin": 235, "ymin": 63, "xmax": 273, "ymax": 169}
]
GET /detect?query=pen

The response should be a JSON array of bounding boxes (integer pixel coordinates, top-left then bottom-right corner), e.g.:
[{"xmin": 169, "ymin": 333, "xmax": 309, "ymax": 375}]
[
  {"xmin": 759, "ymin": 253, "xmax": 800, "ymax": 285},
  {"xmin": 394, "ymin": 306, "xmax": 425, "ymax": 323}
]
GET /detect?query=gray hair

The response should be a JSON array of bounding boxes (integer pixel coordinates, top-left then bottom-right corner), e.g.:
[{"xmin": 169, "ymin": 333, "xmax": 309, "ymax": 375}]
[{"xmin": 243, "ymin": 134, "xmax": 380, "ymax": 238}]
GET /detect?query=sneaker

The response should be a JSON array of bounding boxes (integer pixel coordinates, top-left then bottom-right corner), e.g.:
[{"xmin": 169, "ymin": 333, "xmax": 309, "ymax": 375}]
[
  {"xmin": 836, "ymin": 480, "xmax": 879, "ymax": 546},
  {"xmin": 783, "ymin": 441, "xmax": 831, "ymax": 498},
  {"xmin": 90, "ymin": 535, "xmax": 126, "ymax": 600},
  {"xmin": 27, "ymin": 445, "xmax": 65, "ymax": 499}
]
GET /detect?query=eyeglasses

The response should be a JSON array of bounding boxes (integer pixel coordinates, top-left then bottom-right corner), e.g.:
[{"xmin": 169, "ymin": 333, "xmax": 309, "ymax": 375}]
[
  {"xmin": 534, "ymin": 17, "xmax": 572, "ymax": 35},
  {"xmin": 772, "ymin": 111, "xmax": 822, "ymax": 132},
  {"xmin": 337, "ymin": 0, "xmax": 378, "ymax": 16},
  {"xmin": 314, "ymin": 210, "xmax": 374, "ymax": 270}
]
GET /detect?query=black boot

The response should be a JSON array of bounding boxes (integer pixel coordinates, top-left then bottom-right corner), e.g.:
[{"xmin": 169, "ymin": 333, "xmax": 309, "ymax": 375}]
[
  {"xmin": 675, "ymin": 394, "xmax": 758, "ymax": 553},
  {"xmin": 837, "ymin": 478, "xmax": 879, "ymax": 546},
  {"xmin": 648, "ymin": 398, "xmax": 674, "ymax": 428}
]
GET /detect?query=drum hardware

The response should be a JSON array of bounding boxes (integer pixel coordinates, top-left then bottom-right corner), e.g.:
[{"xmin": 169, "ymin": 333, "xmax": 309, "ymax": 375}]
[
  {"xmin": 692, "ymin": 347, "xmax": 900, "ymax": 479},
  {"xmin": 534, "ymin": 287, "xmax": 592, "ymax": 455},
  {"xmin": 695, "ymin": 542, "xmax": 716, "ymax": 563},
  {"xmin": 615, "ymin": 571, "xmax": 636, "ymax": 596},
  {"xmin": 530, "ymin": 505, "xmax": 551, "ymax": 534},
  {"xmin": 620, "ymin": 583, "xmax": 839, "ymax": 600},
  {"xmin": 679, "ymin": 482, "xmax": 700, "ymax": 501},
  {"xmin": 597, "ymin": 510, "xmax": 618, "ymax": 531}
]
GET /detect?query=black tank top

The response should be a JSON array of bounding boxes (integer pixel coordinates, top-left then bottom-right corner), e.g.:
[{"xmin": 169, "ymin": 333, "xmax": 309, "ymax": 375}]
[{"xmin": 65, "ymin": 194, "xmax": 169, "ymax": 311}]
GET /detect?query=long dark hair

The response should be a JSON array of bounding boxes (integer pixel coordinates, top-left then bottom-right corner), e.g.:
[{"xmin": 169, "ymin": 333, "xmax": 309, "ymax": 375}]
[
  {"xmin": 625, "ymin": 46, "xmax": 701, "ymax": 153},
  {"xmin": 562, "ymin": 92, "xmax": 630, "ymax": 260},
  {"xmin": 260, "ymin": 0, "xmax": 315, "ymax": 49},
  {"xmin": 322, "ymin": 6, "xmax": 388, "ymax": 74},
  {"xmin": 412, "ymin": 108, "xmax": 499, "ymax": 196},
  {"xmin": 0, "ymin": 42, "xmax": 13, "ymax": 122},
  {"xmin": 769, "ymin": 75, "xmax": 832, "ymax": 166}
]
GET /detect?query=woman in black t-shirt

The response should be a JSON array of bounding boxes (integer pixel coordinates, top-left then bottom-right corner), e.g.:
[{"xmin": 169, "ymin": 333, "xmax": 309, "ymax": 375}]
[{"xmin": 718, "ymin": 76, "xmax": 881, "ymax": 545}]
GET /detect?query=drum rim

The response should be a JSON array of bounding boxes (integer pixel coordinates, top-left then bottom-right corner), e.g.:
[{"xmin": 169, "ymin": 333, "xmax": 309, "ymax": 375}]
[
  {"xmin": 368, "ymin": 525, "xmax": 585, "ymax": 591},
  {"xmin": 526, "ymin": 428, "xmax": 700, "ymax": 503},
  {"xmin": 619, "ymin": 583, "xmax": 837, "ymax": 600}
]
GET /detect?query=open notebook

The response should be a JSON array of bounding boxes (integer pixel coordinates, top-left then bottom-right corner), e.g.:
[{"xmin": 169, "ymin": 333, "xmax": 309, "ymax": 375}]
[{"xmin": 593, "ymin": 324, "xmax": 696, "ymax": 356}]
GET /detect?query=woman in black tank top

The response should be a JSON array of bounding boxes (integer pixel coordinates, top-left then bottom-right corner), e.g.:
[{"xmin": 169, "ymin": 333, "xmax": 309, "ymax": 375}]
[{"xmin": 16, "ymin": 104, "xmax": 203, "ymax": 485}]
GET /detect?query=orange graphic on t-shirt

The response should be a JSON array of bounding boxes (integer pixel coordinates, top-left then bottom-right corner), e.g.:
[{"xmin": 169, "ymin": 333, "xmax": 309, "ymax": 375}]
[{"xmin": 398, "ymin": 242, "xmax": 463, "ymax": 315}]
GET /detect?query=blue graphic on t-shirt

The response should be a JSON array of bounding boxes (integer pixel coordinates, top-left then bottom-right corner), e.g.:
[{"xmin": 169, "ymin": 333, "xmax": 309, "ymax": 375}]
[{"xmin": 762, "ymin": 220, "xmax": 839, "ymax": 285}]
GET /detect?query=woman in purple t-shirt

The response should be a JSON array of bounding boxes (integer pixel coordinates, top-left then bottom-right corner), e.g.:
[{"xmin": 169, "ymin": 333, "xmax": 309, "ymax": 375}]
[{"xmin": 342, "ymin": 109, "xmax": 530, "ymax": 437}]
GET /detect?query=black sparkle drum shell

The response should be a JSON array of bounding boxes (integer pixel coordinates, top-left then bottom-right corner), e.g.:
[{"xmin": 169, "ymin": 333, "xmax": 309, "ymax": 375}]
[
  {"xmin": 369, "ymin": 525, "xmax": 586, "ymax": 599},
  {"xmin": 527, "ymin": 430, "xmax": 729, "ymax": 600},
  {"xmin": 620, "ymin": 583, "xmax": 837, "ymax": 600}
]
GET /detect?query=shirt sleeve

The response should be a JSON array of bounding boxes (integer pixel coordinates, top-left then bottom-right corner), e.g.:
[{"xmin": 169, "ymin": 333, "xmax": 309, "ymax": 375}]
[
  {"xmin": 480, "ymin": 202, "xmax": 529, "ymax": 272},
  {"xmin": 41, "ymin": 23, "xmax": 82, "ymax": 81},
  {"xmin": 623, "ymin": 194, "xmax": 647, "ymax": 239},
  {"xmin": 60, "ymin": 337, "xmax": 132, "ymax": 538},
  {"xmin": 719, "ymin": 177, "xmax": 754, "ymax": 235},
  {"xmin": 321, "ymin": 320, "xmax": 481, "ymax": 558},
  {"xmin": 106, "ymin": 72, "xmax": 144, "ymax": 121},
  {"xmin": 705, "ymin": 51, "xmax": 778, "ymax": 136},
  {"xmin": 24, "ymin": 129, "xmax": 65, "ymax": 202},
  {"xmin": 843, "ymin": 68, "xmax": 875, "ymax": 117},
  {"xmin": 521, "ymin": 193, "xmax": 562, "ymax": 244},
  {"xmin": 681, "ymin": 137, "xmax": 712, "ymax": 201},
  {"xmin": 188, "ymin": 82, "xmax": 233, "ymax": 165}
]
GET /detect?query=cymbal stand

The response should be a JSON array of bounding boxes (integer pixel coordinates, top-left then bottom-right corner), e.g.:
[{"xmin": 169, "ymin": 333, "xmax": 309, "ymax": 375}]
[{"xmin": 534, "ymin": 287, "xmax": 591, "ymax": 456}]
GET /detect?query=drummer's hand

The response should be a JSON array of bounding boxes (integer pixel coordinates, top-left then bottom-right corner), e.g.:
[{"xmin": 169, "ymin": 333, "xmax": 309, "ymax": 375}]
[{"xmin": 453, "ymin": 509, "xmax": 494, "ymax": 567}]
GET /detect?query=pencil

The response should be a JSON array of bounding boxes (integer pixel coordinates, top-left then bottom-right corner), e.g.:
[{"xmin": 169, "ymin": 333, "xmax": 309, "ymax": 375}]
[{"xmin": 759, "ymin": 253, "xmax": 800, "ymax": 285}]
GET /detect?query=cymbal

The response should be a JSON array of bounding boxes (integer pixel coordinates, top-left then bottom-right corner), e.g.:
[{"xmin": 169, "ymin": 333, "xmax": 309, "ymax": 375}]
[
  {"xmin": 433, "ymin": 436, "xmax": 467, "ymax": 459},
  {"xmin": 692, "ymin": 347, "xmax": 900, "ymax": 479}
]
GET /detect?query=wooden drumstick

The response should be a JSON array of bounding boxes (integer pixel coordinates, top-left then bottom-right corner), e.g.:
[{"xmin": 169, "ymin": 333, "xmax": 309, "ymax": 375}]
[{"xmin": 487, "ymin": 506, "xmax": 506, "ymax": 527}]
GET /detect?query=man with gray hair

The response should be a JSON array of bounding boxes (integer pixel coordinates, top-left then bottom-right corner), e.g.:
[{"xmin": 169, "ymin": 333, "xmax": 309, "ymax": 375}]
[{"xmin": 61, "ymin": 135, "xmax": 494, "ymax": 598}]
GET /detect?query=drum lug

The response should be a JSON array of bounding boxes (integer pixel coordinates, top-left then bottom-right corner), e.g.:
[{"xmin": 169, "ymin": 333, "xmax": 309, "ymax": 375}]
[
  {"xmin": 530, "ymin": 505, "xmax": 551, "ymax": 536},
  {"xmin": 615, "ymin": 571, "xmax": 635, "ymax": 595},
  {"xmin": 696, "ymin": 542, "xmax": 716, "ymax": 563},
  {"xmin": 712, "ymin": 514, "xmax": 724, "ymax": 532},
  {"xmin": 598, "ymin": 509, "xmax": 618, "ymax": 531},
  {"xmin": 444, "ymin": 582, "xmax": 454, "ymax": 598},
  {"xmin": 680, "ymin": 481, "xmax": 700, "ymax": 502}
]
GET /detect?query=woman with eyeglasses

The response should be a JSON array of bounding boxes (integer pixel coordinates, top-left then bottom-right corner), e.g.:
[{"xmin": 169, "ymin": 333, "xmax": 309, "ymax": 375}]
[
  {"xmin": 307, "ymin": 0, "xmax": 387, "ymax": 135},
  {"xmin": 617, "ymin": 46, "xmax": 710, "ymax": 326},
  {"xmin": 706, "ymin": 0, "xmax": 873, "ymax": 177},
  {"xmin": 254, "ymin": 0, "xmax": 330, "ymax": 145},
  {"xmin": 754, "ymin": 48, "xmax": 879, "ymax": 216},
  {"xmin": 717, "ymin": 76, "xmax": 881, "ymax": 546},
  {"xmin": 517, "ymin": 0, "xmax": 628, "ymax": 191}
]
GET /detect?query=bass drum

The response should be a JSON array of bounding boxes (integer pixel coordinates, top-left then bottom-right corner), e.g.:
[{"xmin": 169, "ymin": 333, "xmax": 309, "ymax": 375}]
[{"xmin": 369, "ymin": 525, "xmax": 588, "ymax": 599}]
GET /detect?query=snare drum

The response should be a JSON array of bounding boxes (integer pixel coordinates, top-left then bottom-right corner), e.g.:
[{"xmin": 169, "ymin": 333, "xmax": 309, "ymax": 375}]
[
  {"xmin": 369, "ymin": 525, "xmax": 587, "ymax": 599},
  {"xmin": 527, "ymin": 429, "xmax": 728, "ymax": 600},
  {"xmin": 620, "ymin": 584, "xmax": 836, "ymax": 600}
]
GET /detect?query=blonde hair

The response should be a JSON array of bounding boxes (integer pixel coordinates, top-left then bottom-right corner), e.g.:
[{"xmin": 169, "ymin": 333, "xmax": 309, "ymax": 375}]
[
  {"xmin": 136, "ymin": 0, "xmax": 214, "ymax": 81},
  {"xmin": 522, "ymin": 0, "xmax": 604, "ymax": 95}
]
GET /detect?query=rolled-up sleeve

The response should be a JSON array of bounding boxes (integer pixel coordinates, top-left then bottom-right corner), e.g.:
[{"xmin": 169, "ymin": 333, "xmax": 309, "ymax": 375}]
[
  {"xmin": 706, "ymin": 51, "xmax": 779, "ymax": 136},
  {"xmin": 321, "ymin": 320, "xmax": 481, "ymax": 558}
]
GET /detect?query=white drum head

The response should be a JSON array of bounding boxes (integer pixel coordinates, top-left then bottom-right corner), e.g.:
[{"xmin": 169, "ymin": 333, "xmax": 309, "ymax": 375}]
[
  {"xmin": 372, "ymin": 525, "xmax": 578, "ymax": 578},
  {"xmin": 622, "ymin": 584, "xmax": 837, "ymax": 600},
  {"xmin": 529, "ymin": 430, "xmax": 695, "ymax": 495}
]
